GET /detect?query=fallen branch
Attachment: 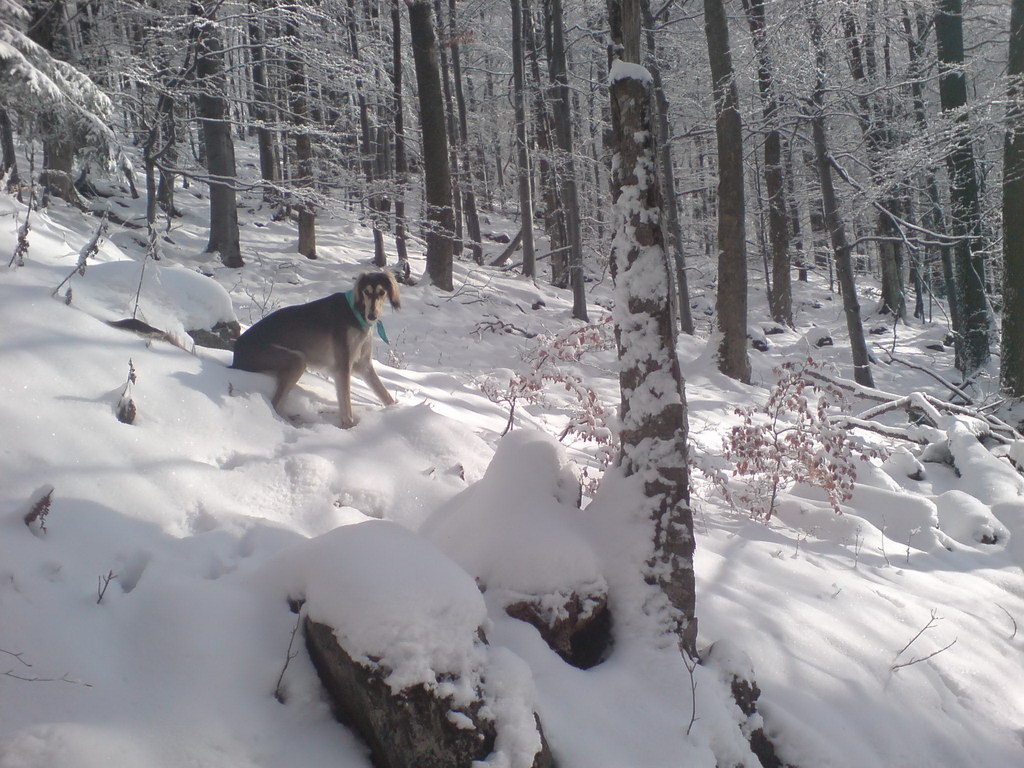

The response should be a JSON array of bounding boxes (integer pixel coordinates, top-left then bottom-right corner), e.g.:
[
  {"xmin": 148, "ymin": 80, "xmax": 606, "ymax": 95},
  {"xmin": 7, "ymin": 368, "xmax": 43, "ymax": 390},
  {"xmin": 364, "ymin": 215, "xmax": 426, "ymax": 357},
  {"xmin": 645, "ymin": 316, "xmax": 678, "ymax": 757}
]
[
  {"xmin": 97, "ymin": 570, "xmax": 119, "ymax": 604},
  {"xmin": 894, "ymin": 610, "xmax": 940, "ymax": 659},
  {"xmin": 804, "ymin": 368, "xmax": 899, "ymax": 403},
  {"xmin": 997, "ymin": 604, "xmax": 1018, "ymax": 641},
  {"xmin": 3, "ymin": 670, "xmax": 94, "ymax": 686},
  {"xmin": 473, "ymin": 318, "xmax": 537, "ymax": 339},
  {"xmin": 831, "ymin": 416, "xmax": 930, "ymax": 444},
  {"xmin": 891, "ymin": 638, "xmax": 958, "ymax": 672},
  {"xmin": 488, "ymin": 227, "xmax": 523, "ymax": 267},
  {"xmin": 806, "ymin": 369, "xmax": 1020, "ymax": 443},
  {"xmin": 873, "ymin": 346, "xmax": 973, "ymax": 404},
  {"xmin": 274, "ymin": 612, "xmax": 304, "ymax": 703}
]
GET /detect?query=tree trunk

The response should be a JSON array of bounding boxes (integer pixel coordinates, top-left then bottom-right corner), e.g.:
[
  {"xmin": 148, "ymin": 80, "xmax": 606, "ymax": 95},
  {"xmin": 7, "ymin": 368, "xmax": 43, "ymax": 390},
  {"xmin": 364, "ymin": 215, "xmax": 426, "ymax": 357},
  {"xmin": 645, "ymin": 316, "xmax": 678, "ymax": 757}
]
[
  {"xmin": 0, "ymin": 108, "xmax": 19, "ymax": 195},
  {"xmin": 283, "ymin": 15, "xmax": 316, "ymax": 259},
  {"xmin": 511, "ymin": 0, "xmax": 536, "ymax": 277},
  {"xmin": 548, "ymin": 0, "xmax": 588, "ymax": 321},
  {"xmin": 434, "ymin": 0, "xmax": 463, "ymax": 258},
  {"xmin": 936, "ymin": 0, "xmax": 990, "ymax": 374},
  {"xmin": 840, "ymin": 6, "xmax": 905, "ymax": 320},
  {"xmin": 524, "ymin": 0, "xmax": 564, "ymax": 280},
  {"xmin": 741, "ymin": 0, "xmax": 792, "ymax": 327},
  {"xmin": 28, "ymin": 0, "xmax": 82, "ymax": 208},
  {"xmin": 192, "ymin": 1, "xmax": 242, "ymax": 267},
  {"xmin": 348, "ymin": 0, "xmax": 385, "ymax": 267},
  {"xmin": 704, "ymin": 0, "xmax": 750, "ymax": 383},
  {"xmin": 248, "ymin": 2, "xmax": 281, "ymax": 208},
  {"xmin": 449, "ymin": 0, "xmax": 483, "ymax": 265},
  {"xmin": 904, "ymin": 6, "xmax": 956, "ymax": 327},
  {"xmin": 642, "ymin": 0, "xmax": 694, "ymax": 335},
  {"xmin": 1002, "ymin": 0, "xmax": 1024, "ymax": 395},
  {"xmin": 408, "ymin": 0, "xmax": 454, "ymax": 290},
  {"xmin": 156, "ymin": 91, "xmax": 179, "ymax": 218},
  {"xmin": 608, "ymin": 0, "xmax": 696, "ymax": 659},
  {"xmin": 808, "ymin": 0, "xmax": 873, "ymax": 388},
  {"xmin": 391, "ymin": 0, "xmax": 411, "ymax": 274}
]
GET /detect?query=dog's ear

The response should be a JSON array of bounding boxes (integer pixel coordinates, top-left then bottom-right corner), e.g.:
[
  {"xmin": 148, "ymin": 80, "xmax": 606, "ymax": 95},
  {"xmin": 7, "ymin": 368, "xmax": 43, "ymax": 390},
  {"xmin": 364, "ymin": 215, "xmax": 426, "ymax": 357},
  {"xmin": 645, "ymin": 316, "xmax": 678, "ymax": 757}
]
[{"xmin": 382, "ymin": 270, "xmax": 401, "ymax": 309}]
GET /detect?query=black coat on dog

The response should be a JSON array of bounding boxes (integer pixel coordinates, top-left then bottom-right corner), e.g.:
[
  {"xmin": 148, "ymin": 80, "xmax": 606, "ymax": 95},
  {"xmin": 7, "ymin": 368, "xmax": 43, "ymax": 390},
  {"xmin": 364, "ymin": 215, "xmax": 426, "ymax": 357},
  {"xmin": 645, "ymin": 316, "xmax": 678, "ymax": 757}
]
[{"xmin": 232, "ymin": 272, "xmax": 400, "ymax": 428}]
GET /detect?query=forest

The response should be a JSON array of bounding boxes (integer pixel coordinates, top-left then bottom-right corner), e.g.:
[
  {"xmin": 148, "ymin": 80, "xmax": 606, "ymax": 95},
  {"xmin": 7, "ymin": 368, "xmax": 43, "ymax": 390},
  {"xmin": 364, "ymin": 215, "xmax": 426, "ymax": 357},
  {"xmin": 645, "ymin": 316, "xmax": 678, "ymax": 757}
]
[{"xmin": 2, "ymin": 1, "xmax": 1024, "ymax": 767}]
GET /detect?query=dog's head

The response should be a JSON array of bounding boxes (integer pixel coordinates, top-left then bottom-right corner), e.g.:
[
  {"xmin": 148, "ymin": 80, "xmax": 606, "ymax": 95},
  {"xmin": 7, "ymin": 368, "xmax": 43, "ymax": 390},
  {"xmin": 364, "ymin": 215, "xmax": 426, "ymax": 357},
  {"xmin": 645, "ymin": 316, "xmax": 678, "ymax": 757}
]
[{"xmin": 354, "ymin": 271, "xmax": 400, "ymax": 322}]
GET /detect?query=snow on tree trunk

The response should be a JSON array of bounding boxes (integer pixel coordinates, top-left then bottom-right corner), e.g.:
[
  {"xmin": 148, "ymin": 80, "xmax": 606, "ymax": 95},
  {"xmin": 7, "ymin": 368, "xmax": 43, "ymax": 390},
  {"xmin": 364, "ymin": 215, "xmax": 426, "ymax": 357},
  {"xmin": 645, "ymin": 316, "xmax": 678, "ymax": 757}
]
[{"xmin": 608, "ymin": 57, "xmax": 696, "ymax": 656}]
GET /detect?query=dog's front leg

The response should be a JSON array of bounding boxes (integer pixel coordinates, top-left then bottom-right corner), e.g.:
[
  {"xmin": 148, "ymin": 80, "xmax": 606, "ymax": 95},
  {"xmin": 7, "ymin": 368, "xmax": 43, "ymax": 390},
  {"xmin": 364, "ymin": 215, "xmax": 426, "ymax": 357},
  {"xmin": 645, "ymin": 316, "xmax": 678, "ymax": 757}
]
[
  {"xmin": 361, "ymin": 363, "xmax": 396, "ymax": 408},
  {"xmin": 333, "ymin": 344, "xmax": 358, "ymax": 429}
]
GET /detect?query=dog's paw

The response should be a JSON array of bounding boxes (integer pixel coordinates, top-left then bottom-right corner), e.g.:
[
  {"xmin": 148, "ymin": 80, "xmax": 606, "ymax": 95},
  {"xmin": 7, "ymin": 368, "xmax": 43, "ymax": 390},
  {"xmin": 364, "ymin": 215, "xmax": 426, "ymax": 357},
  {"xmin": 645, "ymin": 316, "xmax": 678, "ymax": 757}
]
[{"xmin": 339, "ymin": 415, "xmax": 359, "ymax": 429}]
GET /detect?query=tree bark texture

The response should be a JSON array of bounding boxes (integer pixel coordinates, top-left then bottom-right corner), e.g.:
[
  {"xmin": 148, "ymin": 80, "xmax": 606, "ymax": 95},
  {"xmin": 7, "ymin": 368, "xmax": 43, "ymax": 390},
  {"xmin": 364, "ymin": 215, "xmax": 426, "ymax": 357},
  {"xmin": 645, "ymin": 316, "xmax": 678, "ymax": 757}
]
[
  {"xmin": 1002, "ymin": 0, "xmax": 1024, "ymax": 395},
  {"xmin": 840, "ymin": 6, "xmax": 905, "ymax": 320},
  {"xmin": 548, "ymin": 0, "xmax": 588, "ymax": 321},
  {"xmin": 512, "ymin": 0, "xmax": 536, "ymax": 277},
  {"xmin": 936, "ymin": 0, "xmax": 990, "ymax": 374},
  {"xmin": 449, "ymin": 0, "xmax": 483, "ymax": 265},
  {"xmin": 247, "ymin": 4, "xmax": 280, "ymax": 207},
  {"xmin": 192, "ymin": 2, "xmax": 242, "ymax": 267},
  {"xmin": 642, "ymin": 0, "xmax": 694, "ymax": 335},
  {"xmin": 0, "ymin": 108, "xmax": 20, "ymax": 194},
  {"xmin": 408, "ymin": 0, "xmax": 454, "ymax": 290},
  {"xmin": 808, "ymin": 0, "xmax": 874, "ymax": 388},
  {"xmin": 391, "ymin": 0, "xmax": 411, "ymax": 271},
  {"xmin": 904, "ymin": 7, "xmax": 957, "ymax": 327},
  {"xmin": 704, "ymin": 0, "xmax": 750, "ymax": 383},
  {"xmin": 283, "ymin": 15, "xmax": 316, "ymax": 259},
  {"xmin": 608, "ymin": 63, "xmax": 697, "ymax": 660},
  {"xmin": 741, "ymin": 0, "xmax": 792, "ymax": 327}
]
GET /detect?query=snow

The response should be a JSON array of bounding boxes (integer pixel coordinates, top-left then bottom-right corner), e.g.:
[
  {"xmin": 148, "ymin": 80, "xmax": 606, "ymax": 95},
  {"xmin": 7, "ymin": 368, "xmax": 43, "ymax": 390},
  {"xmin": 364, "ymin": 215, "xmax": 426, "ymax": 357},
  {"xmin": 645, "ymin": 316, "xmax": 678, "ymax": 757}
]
[
  {"xmin": 422, "ymin": 429, "xmax": 604, "ymax": 602},
  {"xmin": 3, "ymin": 140, "xmax": 1024, "ymax": 768},
  {"xmin": 609, "ymin": 59, "xmax": 653, "ymax": 85}
]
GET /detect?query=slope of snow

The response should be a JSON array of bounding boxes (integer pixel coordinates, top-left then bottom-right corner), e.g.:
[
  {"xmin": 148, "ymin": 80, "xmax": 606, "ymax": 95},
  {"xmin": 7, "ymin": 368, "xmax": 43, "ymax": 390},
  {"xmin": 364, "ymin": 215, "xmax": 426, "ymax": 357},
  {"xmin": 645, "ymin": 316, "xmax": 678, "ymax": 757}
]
[{"xmin": 2, "ymin": 155, "xmax": 1024, "ymax": 768}]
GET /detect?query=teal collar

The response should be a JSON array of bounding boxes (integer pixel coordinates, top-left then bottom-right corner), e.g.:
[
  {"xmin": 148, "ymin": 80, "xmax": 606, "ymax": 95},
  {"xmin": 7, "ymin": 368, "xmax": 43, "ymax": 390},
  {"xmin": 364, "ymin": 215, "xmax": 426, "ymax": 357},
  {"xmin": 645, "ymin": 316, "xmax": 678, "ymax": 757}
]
[{"xmin": 344, "ymin": 290, "xmax": 389, "ymax": 345}]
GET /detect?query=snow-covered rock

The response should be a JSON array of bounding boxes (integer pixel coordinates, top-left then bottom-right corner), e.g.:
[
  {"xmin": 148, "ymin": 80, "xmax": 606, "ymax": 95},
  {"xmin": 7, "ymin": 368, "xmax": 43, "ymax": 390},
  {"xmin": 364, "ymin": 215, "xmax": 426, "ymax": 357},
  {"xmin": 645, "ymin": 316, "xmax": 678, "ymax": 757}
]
[
  {"xmin": 269, "ymin": 518, "xmax": 552, "ymax": 768},
  {"xmin": 422, "ymin": 430, "xmax": 611, "ymax": 667}
]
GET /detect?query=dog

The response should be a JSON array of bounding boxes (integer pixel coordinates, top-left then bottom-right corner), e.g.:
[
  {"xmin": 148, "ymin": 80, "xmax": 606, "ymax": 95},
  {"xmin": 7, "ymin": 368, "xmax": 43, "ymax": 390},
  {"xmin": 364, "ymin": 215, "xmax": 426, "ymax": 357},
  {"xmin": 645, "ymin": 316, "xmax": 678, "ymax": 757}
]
[{"xmin": 232, "ymin": 272, "xmax": 400, "ymax": 428}]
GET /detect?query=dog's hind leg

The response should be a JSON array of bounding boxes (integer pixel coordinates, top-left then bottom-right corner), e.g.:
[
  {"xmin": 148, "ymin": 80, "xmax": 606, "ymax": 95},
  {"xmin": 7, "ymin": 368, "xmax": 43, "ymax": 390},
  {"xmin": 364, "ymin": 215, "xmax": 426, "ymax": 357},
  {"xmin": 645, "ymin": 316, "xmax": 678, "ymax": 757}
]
[{"xmin": 268, "ymin": 347, "xmax": 307, "ymax": 414}]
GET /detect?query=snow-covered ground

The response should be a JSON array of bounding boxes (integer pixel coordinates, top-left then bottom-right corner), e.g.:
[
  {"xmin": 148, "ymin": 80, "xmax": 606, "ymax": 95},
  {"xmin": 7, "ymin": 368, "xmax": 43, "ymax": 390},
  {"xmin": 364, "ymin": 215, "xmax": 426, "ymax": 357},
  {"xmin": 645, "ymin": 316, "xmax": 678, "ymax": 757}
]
[{"xmin": 2, "ymin": 158, "xmax": 1023, "ymax": 768}]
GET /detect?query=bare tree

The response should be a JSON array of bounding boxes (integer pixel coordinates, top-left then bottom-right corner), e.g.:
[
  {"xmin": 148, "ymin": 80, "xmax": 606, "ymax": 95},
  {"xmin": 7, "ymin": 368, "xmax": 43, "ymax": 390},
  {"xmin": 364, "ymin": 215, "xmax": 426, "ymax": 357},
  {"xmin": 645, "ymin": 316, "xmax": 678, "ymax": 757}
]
[
  {"xmin": 936, "ymin": 0, "xmax": 990, "ymax": 375},
  {"xmin": 548, "ymin": 0, "xmax": 588, "ymax": 321},
  {"xmin": 704, "ymin": 0, "xmax": 750, "ymax": 383},
  {"xmin": 511, "ymin": 0, "xmax": 536, "ymax": 277},
  {"xmin": 191, "ymin": 0, "xmax": 242, "ymax": 267},
  {"xmin": 407, "ymin": 0, "xmax": 454, "ymax": 290},
  {"xmin": 741, "ymin": 0, "xmax": 792, "ymax": 327},
  {"xmin": 807, "ymin": 0, "xmax": 873, "ymax": 388},
  {"xmin": 1002, "ymin": 0, "xmax": 1024, "ymax": 396},
  {"xmin": 607, "ymin": 0, "xmax": 696, "ymax": 658}
]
